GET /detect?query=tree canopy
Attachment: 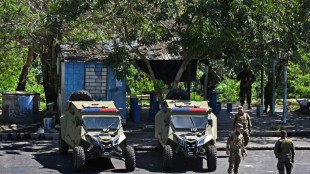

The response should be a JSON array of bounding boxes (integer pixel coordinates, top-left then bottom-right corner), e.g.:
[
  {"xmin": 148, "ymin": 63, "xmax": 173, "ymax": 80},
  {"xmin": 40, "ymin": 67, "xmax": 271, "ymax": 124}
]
[{"xmin": 0, "ymin": 0, "xmax": 309, "ymax": 105}]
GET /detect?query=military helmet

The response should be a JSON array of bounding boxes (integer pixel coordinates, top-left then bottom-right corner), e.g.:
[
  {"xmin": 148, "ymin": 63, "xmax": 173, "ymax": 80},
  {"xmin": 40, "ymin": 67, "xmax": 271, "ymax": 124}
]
[
  {"xmin": 236, "ymin": 123, "xmax": 244, "ymax": 129},
  {"xmin": 238, "ymin": 106, "xmax": 243, "ymax": 110}
]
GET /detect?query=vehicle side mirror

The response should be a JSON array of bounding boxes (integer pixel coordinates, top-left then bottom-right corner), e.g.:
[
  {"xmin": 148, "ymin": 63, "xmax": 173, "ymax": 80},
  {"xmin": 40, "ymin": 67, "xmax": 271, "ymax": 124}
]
[
  {"xmin": 208, "ymin": 119, "xmax": 213, "ymax": 127},
  {"xmin": 75, "ymin": 117, "xmax": 84, "ymax": 127},
  {"xmin": 79, "ymin": 120, "xmax": 84, "ymax": 126},
  {"xmin": 117, "ymin": 108, "xmax": 123, "ymax": 114}
]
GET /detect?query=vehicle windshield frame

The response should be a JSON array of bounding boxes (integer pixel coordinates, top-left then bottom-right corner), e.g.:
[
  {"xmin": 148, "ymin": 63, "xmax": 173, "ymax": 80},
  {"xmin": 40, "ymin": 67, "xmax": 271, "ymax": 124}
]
[
  {"xmin": 82, "ymin": 115, "xmax": 120, "ymax": 130},
  {"xmin": 171, "ymin": 115, "xmax": 208, "ymax": 130}
]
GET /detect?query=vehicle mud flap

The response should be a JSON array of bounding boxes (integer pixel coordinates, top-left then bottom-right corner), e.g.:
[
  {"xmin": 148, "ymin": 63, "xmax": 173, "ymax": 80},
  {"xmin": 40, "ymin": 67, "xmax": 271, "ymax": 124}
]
[
  {"xmin": 58, "ymin": 131, "xmax": 69, "ymax": 155},
  {"xmin": 206, "ymin": 145, "xmax": 217, "ymax": 171},
  {"xmin": 166, "ymin": 88, "xmax": 189, "ymax": 100},
  {"xmin": 125, "ymin": 146, "xmax": 136, "ymax": 172},
  {"xmin": 158, "ymin": 141, "xmax": 163, "ymax": 153},
  {"xmin": 69, "ymin": 90, "xmax": 93, "ymax": 101},
  {"xmin": 73, "ymin": 146, "xmax": 85, "ymax": 172},
  {"xmin": 162, "ymin": 145, "xmax": 173, "ymax": 170}
]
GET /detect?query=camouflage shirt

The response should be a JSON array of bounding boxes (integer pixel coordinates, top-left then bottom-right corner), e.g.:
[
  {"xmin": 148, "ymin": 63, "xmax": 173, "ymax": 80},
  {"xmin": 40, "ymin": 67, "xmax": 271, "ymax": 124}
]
[{"xmin": 226, "ymin": 131, "xmax": 245, "ymax": 152}]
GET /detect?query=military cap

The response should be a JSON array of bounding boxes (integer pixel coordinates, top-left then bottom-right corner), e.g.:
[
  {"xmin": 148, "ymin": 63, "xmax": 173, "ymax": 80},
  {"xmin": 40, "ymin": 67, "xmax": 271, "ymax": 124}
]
[
  {"xmin": 236, "ymin": 123, "xmax": 244, "ymax": 129},
  {"xmin": 238, "ymin": 106, "xmax": 243, "ymax": 110}
]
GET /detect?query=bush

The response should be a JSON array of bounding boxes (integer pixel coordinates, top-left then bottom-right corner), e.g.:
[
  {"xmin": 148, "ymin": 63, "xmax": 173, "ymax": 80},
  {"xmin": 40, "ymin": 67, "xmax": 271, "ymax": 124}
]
[
  {"xmin": 268, "ymin": 125, "xmax": 285, "ymax": 131},
  {"xmin": 190, "ymin": 92, "xmax": 204, "ymax": 101},
  {"xmin": 215, "ymin": 77, "xmax": 239, "ymax": 102}
]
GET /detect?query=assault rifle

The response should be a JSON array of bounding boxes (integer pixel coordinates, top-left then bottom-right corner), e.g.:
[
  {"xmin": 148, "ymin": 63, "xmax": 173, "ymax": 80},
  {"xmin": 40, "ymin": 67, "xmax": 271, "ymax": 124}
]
[{"xmin": 240, "ymin": 143, "xmax": 246, "ymax": 160}]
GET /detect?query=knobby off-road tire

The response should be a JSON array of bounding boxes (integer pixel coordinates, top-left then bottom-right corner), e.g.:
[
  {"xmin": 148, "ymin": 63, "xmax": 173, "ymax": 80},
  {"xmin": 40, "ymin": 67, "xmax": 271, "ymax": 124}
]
[
  {"xmin": 69, "ymin": 90, "xmax": 92, "ymax": 101},
  {"xmin": 73, "ymin": 146, "xmax": 85, "ymax": 172},
  {"xmin": 166, "ymin": 88, "xmax": 189, "ymax": 100},
  {"xmin": 206, "ymin": 145, "xmax": 217, "ymax": 171},
  {"xmin": 58, "ymin": 131, "xmax": 68, "ymax": 155},
  {"xmin": 125, "ymin": 146, "xmax": 136, "ymax": 172},
  {"xmin": 162, "ymin": 145, "xmax": 173, "ymax": 171}
]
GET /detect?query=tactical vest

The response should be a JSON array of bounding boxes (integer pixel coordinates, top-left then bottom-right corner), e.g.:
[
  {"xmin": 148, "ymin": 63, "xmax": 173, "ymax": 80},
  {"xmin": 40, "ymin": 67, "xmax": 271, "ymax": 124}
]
[
  {"xmin": 278, "ymin": 139, "xmax": 292, "ymax": 154},
  {"xmin": 235, "ymin": 113, "xmax": 249, "ymax": 129},
  {"xmin": 229, "ymin": 132, "xmax": 244, "ymax": 151}
]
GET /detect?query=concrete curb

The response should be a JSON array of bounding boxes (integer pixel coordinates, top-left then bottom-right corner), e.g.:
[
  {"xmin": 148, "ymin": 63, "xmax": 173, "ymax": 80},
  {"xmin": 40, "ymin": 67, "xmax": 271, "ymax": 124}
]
[{"xmin": 217, "ymin": 130, "xmax": 310, "ymax": 137}]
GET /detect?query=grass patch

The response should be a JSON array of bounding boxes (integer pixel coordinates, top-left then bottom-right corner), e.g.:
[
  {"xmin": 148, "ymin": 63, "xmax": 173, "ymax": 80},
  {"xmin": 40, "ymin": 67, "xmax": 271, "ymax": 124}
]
[{"xmin": 268, "ymin": 125, "xmax": 285, "ymax": 131}]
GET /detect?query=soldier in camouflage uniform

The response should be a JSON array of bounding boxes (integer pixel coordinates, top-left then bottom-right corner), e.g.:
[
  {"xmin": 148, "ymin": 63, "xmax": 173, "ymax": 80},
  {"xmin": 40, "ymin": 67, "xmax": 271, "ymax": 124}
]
[
  {"xmin": 226, "ymin": 123, "xmax": 247, "ymax": 174},
  {"xmin": 232, "ymin": 106, "xmax": 252, "ymax": 146},
  {"xmin": 264, "ymin": 73, "xmax": 273, "ymax": 113},
  {"xmin": 274, "ymin": 130, "xmax": 295, "ymax": 174},
  {"xmin": 237, "ymin": 65, "xmax": 256, "ymax": 109}
]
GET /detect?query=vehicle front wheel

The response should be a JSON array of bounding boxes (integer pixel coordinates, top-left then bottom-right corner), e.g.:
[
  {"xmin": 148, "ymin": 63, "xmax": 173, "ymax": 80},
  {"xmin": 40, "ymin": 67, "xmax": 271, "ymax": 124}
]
[
  {"xmin": 58, "ymin": 131, "xmax": 68, "ymax": 155},
  {"xmin": 162, "ymin": 145, "xmax": 173, "ymax": 171},
  {"xmin": 125, "ymin": 146, "xmax": 136, "ymax": 172},
  {"xmin": 73, "ymin": 146, "xmax": 85, "ymax": 172},
  {"xmin": 206, "ymin": 145, "xmax": 217, "ymax": 171}
]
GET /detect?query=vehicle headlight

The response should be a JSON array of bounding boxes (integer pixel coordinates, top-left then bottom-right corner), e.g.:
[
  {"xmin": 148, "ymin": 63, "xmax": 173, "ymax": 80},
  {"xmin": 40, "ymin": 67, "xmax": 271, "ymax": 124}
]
[
  {"xmin": 177, "ymin": 136, "xmax": 185, "ymax": 146},
  {"xmin": 112, "ymin": 136, "xmax": 119, "ymax": 146},
  {"xmin": 89, "ymin": 135, "xmax": 101, "ymax": 145}
]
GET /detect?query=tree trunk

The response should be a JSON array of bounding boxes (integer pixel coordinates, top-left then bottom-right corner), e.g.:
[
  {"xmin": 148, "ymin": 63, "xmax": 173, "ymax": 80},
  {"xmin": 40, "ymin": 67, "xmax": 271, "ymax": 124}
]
[
  {"xmin": 16, "ymin": 47, "xmax": 34, "ymax": 91},
  {"xmin": 172, "ymin": 49, "xmax": 191, "ymax": 88},
  {"xmin": 133, "ymin": 48, "xmax": 164, "ymax": 104},
  {"xmin": 39, "ymin": 37, "xmax": 59, "ymax": 105}
]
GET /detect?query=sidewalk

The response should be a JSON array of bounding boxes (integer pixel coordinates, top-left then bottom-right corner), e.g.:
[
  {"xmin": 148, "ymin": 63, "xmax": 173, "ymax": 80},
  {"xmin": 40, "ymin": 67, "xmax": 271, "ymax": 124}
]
[{"xmin": 0, "ymin": 106, "xmax": 310, "ymax": 151}]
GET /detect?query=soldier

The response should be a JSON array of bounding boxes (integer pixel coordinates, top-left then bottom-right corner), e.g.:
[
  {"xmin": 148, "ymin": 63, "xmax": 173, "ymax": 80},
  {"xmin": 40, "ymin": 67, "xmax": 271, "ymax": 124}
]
[
  {"xmin": 200, "ymin": 66, "xmax": 218, "ymax": 100},
  {"xmin": 237, "ymin": 65, "xmax": 256, "ymax": 109},
  {"xmin": 274, "ymin": 130, "xmax": 295, "ymax": 174},
  {"xmin": 264, "ymin": 73, "xmax": 273, "ymax": 113},
  {"xmin": 232, "ymin": 106, "xmax": 252, "ymax": 146},
  {"xmin": 226, "ymin": 123, "xmax": 247, "ymax": 174}
]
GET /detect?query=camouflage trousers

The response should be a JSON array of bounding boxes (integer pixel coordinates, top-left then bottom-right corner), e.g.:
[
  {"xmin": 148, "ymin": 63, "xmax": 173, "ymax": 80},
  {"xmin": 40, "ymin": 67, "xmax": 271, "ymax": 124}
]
[
  {"xmin": 228, "ymin": 150, "xmax": 241, "ymax": 174},
  {"xmin": 277, "ymin": 155, "xmax": 293, "ymax": 174},
  {"xmin": 239, "ymin": 87, "xmax": 252, "ymax": 105},
  {"xmin": 243, "ymin": 129, "xmax": 250, "ymax": 147}
]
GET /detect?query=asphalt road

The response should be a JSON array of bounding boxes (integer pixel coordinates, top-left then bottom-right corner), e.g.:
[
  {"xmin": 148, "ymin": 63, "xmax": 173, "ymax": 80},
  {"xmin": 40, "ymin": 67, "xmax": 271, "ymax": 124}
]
[{"xmin": 0, "ymin": 140, "xmax": 310, "ymax": 174}]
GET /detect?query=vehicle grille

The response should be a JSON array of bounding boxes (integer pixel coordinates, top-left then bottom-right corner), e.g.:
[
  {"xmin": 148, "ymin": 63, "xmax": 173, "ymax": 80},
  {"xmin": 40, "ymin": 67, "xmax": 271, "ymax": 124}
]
[
  {"xmin": 185, "ymin": 140, "xmax": 197, "ymax": 153},
  {"xmin": 101, "ymin": 142, "xmax": 113, "ymax": 152}
]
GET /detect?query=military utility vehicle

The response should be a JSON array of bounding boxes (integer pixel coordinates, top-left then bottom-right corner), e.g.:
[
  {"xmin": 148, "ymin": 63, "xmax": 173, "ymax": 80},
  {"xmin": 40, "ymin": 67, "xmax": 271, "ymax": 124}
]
[
  {"xmin": 59, "ymin": 101, "xmax": 135, "ymax": 172},
  {"xmin": 155, "ymin": 99, "xmax": 217, "ymax": 171}
]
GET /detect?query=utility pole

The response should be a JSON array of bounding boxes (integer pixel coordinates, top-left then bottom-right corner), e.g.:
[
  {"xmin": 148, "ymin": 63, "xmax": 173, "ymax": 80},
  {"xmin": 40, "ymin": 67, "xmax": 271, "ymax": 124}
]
[
  {"xmin": 272, "ymin": 60, "xmax": 276, "ymax": 115},
  {"xmin": 261, "ymin": 65, "xmax": 264, "ymax": 106},
  {"xmin": 283, "ymin": 64, "xmax": 288, "ymax": 124}
]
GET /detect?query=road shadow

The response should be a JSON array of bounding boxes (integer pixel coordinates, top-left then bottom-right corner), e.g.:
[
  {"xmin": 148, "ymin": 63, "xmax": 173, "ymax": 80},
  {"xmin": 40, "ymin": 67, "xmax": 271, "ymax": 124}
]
[{"xmin": 135, "ymin": 151, "xmax": 217, "ymax": 173}]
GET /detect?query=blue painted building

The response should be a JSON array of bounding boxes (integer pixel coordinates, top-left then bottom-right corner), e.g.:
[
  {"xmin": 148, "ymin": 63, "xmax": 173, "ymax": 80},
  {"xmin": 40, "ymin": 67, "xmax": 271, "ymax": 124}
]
[{"xmin": 57, "ymin": 43, "xmax": 126, "ymax": 119}]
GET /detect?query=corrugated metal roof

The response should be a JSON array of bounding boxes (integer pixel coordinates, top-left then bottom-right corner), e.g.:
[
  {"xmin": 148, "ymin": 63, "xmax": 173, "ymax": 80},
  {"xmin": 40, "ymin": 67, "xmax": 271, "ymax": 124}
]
[
  {"xmin": 59, "ymin": 42, "xmax": 114, "ymax": 62},
  {"xmin": 58, "ymin": 42, "xmax": 182, "ymax": 62}
]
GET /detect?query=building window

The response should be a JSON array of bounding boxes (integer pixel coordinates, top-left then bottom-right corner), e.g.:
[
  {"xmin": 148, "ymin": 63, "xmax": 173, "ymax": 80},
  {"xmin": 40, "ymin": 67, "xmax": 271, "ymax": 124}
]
[{"xmin": 84, "ymin": 67, "xmax": 107, "ymax": 98}]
